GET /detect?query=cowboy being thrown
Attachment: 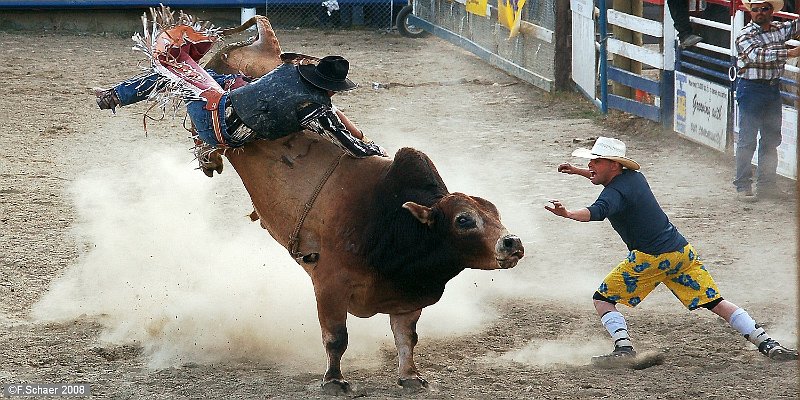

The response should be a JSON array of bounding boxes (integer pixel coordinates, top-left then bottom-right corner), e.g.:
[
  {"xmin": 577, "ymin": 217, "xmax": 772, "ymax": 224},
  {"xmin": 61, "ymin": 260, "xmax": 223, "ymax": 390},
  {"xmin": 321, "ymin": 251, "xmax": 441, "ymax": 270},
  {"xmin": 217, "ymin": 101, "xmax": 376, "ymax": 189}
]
[{"xmin": 94, "ymin": 7, "xmax": 385, "ymax": 175}]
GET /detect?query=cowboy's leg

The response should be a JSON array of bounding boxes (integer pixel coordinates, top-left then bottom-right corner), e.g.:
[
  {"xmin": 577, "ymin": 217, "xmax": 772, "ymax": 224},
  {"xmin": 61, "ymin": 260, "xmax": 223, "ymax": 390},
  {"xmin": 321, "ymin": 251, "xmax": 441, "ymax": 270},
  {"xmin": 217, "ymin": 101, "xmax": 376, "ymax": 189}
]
[
  {"xmin": 733, "ymin": 80, "xmax": 762, "ymax": 192},
  {"xmin": 664, "ymin": 244, "xmax": 798, "ymax": 360},
  {"xmin": 591, "ymin": 250, "xmax": 662, "ymax": 361},
  {"xmin": 707, "ymin": 300, "xmax": 798, "ymax": 360},
  {"xmin": 592, "ymin": 295, "xmax": 632, "ymax": 347},
  {"xmin": 754, "ymin": 86, "xmax": 783, "ymax": 192},
  {"xmin": 95, "ymin": 73, "xmax": 163, "ymax": 111},
  {"xmin": 185, "ymin": 95, "xmax": 239, "ymax": 148},
  {"xmin": 181, "ymin": 72, "xmax": 251, "ymax": 176}
]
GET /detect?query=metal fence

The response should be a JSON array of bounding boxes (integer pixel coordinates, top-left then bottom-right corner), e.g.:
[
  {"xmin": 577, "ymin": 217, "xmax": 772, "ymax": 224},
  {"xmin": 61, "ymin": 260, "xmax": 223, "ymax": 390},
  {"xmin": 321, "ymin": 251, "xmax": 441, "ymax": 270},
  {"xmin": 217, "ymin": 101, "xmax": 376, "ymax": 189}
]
[
  {"xmin": 410, "ymin": 0, "xmax": 567, "ymax": 92},
  {"xmin": 0, "ymin": 1, "xmax": 402, "ymax": 31},
  {"xmin": 260, "ymin": 0, "xmax": 404, "ymax": 30},
  {"xmin": 525, "ymin": 0, "xmax": 556, "ymax": 31}
]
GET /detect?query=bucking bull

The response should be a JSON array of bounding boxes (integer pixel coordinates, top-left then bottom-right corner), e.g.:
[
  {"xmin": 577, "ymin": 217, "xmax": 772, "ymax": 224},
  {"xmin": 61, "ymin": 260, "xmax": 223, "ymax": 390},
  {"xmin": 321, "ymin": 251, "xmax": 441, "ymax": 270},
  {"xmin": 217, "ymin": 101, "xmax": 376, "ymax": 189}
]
[{"xmin": 168, "ymin": 14, "xmax": 524, "ymax": 392}]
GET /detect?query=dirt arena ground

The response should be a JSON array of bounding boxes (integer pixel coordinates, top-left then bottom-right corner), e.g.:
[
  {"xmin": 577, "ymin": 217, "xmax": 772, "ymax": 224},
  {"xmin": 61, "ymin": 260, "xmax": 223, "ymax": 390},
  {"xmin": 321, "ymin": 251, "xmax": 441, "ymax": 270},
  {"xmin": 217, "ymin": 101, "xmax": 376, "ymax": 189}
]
[{"xmin": 1, "ymin": 24, "xmax": 798, "ymax": 399}]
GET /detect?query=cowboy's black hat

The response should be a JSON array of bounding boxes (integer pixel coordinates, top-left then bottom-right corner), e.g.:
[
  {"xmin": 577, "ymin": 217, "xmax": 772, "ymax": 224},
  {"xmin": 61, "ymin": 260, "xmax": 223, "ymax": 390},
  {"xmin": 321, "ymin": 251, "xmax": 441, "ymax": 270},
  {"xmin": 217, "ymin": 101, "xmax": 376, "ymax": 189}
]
[{"xmin": 298, "ymin": 55, "xmax": 357, "ymax": 92}]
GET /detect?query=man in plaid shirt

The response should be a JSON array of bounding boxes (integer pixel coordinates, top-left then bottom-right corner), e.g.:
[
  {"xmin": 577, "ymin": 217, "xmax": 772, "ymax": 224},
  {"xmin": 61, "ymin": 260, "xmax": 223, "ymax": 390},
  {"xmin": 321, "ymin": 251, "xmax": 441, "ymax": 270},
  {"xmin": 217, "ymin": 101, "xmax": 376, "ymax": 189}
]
[{"xmin": 734, "ymin": 0, "xmax": 800, "ymax": 202}]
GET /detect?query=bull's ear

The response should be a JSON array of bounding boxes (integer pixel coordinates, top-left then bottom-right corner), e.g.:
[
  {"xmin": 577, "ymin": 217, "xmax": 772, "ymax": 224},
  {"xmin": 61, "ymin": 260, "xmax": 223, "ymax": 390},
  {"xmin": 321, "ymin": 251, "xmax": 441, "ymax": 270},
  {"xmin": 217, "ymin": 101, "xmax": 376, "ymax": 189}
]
[{"xmin": 402, "ymin": 202, "xmax": 434, "ymax": 226}]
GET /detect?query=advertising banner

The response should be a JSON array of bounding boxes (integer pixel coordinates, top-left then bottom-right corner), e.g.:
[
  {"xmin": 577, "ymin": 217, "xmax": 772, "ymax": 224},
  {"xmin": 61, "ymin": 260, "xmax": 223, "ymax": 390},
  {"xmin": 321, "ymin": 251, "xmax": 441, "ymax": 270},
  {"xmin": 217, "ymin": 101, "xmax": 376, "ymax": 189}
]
[
  {"xmin": 497, "ymin": 0, "xmax": 526, "ymax": 37},
  {"xmin": 674, "ymin": 71, "xmax": 729, "ymax": 152},
  {"xmin": 466, "ymin": 0, "xmax": 488, "ymax": 16}
]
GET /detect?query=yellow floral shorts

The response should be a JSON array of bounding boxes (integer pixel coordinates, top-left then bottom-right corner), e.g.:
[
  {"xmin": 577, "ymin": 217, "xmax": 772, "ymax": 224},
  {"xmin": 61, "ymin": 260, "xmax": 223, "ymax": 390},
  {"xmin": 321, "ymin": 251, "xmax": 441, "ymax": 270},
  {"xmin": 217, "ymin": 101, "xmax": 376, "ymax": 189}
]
[{"xmin": 596, "ymin": 244, "xmax": 721, "ymax": 310}]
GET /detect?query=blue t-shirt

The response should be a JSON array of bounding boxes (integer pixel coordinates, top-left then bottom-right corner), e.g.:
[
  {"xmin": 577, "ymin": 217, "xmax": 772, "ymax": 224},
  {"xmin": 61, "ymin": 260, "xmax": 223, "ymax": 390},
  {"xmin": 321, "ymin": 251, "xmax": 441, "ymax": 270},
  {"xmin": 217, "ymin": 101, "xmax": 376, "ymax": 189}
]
[{"xmin": 587, "ymin": 169, "xmax": 688, "ymax": 254}]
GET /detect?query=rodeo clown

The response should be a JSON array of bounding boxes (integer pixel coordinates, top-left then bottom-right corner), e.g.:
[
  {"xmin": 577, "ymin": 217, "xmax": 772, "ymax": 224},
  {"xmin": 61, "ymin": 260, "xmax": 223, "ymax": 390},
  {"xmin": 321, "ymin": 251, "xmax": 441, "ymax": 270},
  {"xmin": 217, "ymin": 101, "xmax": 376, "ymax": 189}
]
[
  {"xmin": 94, "ymin": 6, "xmax": 385, "ymax": 175},
  {"xmin": 545, "ymin": 137, "xmax": 798, "ymax": 364}
]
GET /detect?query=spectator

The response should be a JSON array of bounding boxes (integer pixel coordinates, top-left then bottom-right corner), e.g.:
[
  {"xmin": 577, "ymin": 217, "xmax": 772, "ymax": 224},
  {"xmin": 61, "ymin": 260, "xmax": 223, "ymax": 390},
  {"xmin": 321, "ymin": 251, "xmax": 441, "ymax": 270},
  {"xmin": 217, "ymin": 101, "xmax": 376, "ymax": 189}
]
[{"xmin": 734, "ymin": 0, "xmax": 799, "ymax": 201}]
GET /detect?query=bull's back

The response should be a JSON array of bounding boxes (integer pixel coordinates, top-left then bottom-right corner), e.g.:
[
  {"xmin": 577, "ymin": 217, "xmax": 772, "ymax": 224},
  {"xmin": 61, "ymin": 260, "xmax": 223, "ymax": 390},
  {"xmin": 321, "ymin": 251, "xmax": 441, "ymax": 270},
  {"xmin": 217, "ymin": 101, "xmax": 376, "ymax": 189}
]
[{"xmin": 226, "ymin": 132, "xmax": 389, "ymax": 257}]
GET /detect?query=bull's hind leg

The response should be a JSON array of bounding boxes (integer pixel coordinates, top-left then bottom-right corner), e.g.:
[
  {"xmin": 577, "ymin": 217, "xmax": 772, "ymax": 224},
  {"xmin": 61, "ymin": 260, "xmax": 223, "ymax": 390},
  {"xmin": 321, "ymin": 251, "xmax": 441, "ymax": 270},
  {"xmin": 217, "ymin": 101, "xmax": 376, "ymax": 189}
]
[
  {"xmin": 315, "ymin": 287, "xmax": 351, "ymax": 394},
  {"xmin": 390, "ymin": 309, "xmax": 428, "ymax": 389}
]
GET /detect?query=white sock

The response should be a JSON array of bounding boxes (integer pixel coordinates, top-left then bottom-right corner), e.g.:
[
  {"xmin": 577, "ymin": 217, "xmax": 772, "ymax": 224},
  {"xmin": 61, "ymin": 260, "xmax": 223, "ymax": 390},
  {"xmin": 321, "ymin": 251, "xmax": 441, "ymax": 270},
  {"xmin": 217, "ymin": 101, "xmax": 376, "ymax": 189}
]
[
  {"xmin": 601, "ymin": 311, "xmax": 633, "ymax": 348},
  {"xmin": 729, "ymin": 308, "xmax": 757, "ymax": 336}
]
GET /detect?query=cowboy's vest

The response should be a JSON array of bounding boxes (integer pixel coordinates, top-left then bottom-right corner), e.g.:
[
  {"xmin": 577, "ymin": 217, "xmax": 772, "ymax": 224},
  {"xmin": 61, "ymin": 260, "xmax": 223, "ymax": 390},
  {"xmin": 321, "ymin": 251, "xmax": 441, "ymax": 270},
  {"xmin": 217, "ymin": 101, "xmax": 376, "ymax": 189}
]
[{"xmin": 228, "ymin": 63, "xmax": 332, "ymax": 140}]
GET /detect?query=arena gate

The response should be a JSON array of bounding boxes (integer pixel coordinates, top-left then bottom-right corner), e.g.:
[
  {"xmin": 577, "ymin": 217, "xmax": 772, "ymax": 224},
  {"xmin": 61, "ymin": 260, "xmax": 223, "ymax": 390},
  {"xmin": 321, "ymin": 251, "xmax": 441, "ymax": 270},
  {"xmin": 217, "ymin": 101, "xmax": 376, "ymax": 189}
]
[{"xmin": 572, "ymin": 0, "xmax": 797, "ymax": 180}]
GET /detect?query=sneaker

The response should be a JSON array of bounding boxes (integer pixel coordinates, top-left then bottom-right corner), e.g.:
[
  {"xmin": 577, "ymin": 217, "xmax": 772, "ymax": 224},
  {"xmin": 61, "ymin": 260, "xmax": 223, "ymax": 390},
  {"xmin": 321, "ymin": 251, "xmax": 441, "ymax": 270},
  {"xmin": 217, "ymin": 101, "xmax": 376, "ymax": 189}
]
[
  {"xmin": 679, "ymin": 34, "xmax": 703, "ymax": 49},
  {"xmin": 591, "ymin": 345, "xmax": 636, "ymax": 366},
  {"xmin": 758, "ymin": 339, "xmax": 799, "ymax": 361},
  {"xmin": 736, "ymin": 189, "xmax": 758, "ymax": 203}
]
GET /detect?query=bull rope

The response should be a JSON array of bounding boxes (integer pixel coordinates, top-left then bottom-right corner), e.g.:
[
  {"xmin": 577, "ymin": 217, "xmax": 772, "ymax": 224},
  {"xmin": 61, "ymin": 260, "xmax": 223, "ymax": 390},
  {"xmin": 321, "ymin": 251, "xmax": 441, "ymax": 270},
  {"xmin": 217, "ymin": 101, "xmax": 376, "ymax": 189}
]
[{"xmin": 287, "ymin": 151, "xmax": 345, "ymax": 261}]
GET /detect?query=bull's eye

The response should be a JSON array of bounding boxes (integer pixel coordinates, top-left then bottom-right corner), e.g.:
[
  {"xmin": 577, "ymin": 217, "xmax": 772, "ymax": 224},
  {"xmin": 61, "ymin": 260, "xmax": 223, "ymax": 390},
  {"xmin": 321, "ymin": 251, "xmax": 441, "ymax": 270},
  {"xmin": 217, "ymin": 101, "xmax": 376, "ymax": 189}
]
[{"xmin": 455, "ymin": 213, "xmax": 477, "ymax": 229}]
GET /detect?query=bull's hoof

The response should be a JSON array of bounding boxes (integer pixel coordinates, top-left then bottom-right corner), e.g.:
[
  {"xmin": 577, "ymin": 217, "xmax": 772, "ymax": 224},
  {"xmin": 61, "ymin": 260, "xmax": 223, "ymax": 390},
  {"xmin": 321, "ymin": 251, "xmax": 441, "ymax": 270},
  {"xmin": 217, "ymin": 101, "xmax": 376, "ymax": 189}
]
[
  {"xmin": 397, "ymin": 377, "xmax": 428, "ymax": 391},
  {"xmin": 321, "ymin": 379, "xmax": 351, "ymax": 395}
]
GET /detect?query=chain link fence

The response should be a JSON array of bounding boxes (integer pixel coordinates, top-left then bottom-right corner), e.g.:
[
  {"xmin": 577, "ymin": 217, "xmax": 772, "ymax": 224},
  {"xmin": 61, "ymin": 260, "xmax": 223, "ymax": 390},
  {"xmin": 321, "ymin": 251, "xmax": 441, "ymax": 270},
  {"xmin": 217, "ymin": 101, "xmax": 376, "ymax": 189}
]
[
  {"xmin": 254, "ymin": 0, "xmax": 404, "ymax": 30},
  {"xmin": 525, "ymin": 0, "xmax": 555, "ymax": 31},
  {"xmin": 410, "ymin": 0, "xmax": 565, "ymax": 91}
]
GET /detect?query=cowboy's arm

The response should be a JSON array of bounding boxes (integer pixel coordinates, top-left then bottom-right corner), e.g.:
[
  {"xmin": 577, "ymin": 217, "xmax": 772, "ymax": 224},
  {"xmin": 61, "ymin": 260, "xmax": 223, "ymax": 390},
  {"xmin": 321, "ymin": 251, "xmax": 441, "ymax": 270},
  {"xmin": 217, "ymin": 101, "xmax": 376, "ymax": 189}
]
[
  {"xmin": 777, "ymin": 19, "xmax": 800, "ymax": 58},
  {"xmin": 299, "ymin": 104, "xmax": 386, "ymax": 157},
  {"xmin": 787, "ymin": 17, "xmax": 800, "ymax": 39},
  {"xmin": 545, "ymin": 200, "xmax": 591, "ymax": 222},
  {"xmin": 332, "ymin": 106, "xmax": 363, "ymax": 140},
  {"xmin": 558, "ymin": 163, "xmax": 592, "ymax": 179}
]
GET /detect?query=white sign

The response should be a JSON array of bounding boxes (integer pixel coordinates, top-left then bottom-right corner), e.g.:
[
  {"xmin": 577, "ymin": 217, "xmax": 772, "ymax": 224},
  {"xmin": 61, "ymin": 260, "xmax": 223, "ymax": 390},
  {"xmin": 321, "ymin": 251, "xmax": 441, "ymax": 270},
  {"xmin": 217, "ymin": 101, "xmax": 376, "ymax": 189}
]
[
  {"xmin": 674, "ymin": 72, "xmax": 729, "ymax": 152},
  {"xmin": 571, "ymin": 0, "xmax": 596, "ymax": 101},
  {"xmin": 732, "ymin": 103, "xmax": 798, "ymax": 181},
  {"xmin": 777, "ymin": 106, "xmax": 798, "ymax": 180}
]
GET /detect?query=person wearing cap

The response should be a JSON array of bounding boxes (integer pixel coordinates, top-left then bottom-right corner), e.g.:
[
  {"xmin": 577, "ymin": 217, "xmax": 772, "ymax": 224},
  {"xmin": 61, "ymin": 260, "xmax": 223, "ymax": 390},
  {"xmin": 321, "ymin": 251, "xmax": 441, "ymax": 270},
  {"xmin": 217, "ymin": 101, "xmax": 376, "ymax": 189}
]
[
  {"xmin": 734, "ymin": 0, "xmax": 800, "ymax": 201},
  {"xmin": 95, "ymin": 54, "xmax": 385, "ymax": 164},
  {"xmin": 544, "ymin": 136, "xmax": 798, "ymax": 364}
]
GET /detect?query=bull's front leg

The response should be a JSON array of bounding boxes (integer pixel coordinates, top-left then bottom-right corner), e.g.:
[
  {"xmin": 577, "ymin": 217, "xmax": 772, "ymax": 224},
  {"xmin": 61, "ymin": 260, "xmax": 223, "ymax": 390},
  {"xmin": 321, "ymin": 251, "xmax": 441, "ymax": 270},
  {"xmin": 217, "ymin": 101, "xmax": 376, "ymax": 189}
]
[
  {"xmin": 390, "ymin": 309, "xmax": 427, "ymax": 389},
  {"xmin": 315, "ymin": 287, "xmax": 351, "ymax": 394}
]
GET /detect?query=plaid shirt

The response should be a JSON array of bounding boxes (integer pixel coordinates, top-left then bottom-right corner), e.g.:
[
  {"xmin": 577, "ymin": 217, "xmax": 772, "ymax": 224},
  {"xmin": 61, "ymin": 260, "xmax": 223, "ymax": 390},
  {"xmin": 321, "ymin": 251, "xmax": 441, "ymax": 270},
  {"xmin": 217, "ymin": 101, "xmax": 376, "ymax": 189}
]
[{"xmin": 736, "ymin": 19, "xmax": 800, "ymax": 80}]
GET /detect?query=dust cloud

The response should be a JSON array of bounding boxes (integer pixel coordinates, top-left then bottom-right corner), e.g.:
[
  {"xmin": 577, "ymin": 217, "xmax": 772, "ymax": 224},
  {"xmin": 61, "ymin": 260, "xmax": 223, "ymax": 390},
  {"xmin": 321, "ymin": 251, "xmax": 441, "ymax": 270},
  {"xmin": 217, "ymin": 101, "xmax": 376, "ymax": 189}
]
[
  {"xmin": 499, "ymin": 334, "xmax": 608, "ymax": 367},
  {"xmin": 31, "ymin": 146, "xmax": 576, "ymax": 368}
]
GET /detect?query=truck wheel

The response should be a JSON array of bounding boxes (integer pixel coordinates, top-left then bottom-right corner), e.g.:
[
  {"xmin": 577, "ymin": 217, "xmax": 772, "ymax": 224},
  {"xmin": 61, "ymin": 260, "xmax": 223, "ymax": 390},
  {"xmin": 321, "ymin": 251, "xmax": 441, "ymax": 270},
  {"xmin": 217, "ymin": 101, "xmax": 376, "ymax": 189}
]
[{"xmin": 397, "ymin": 5, "xmax": 429, "ymax": 38}]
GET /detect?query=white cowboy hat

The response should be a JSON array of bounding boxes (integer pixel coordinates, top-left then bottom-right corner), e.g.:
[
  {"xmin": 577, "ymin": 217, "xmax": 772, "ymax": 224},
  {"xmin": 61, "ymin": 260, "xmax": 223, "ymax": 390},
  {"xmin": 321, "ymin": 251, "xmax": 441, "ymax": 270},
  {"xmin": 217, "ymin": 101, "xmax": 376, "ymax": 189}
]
[
  {"xmin": 742, "ymin": 0, "xmax": 784, "ymax": 12},
  {"xmin": 572, "ymin": 136, "xmax": 640, "ymax": 170}
]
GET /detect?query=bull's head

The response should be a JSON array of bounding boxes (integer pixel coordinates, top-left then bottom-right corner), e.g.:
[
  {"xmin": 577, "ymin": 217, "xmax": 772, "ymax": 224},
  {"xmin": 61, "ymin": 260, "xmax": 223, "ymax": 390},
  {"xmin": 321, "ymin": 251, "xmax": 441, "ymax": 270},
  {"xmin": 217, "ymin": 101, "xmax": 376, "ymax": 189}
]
[{"xmin": 403, "ymin": 193, "xmax": 524, "ymax": 270}]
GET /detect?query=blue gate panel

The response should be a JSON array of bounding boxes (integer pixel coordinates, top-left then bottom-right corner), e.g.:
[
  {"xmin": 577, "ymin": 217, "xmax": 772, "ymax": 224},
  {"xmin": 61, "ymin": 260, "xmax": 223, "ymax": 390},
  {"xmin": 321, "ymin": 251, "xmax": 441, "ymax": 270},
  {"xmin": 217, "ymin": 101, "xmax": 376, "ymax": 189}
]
[
  {"xmin": 608, "ymin": 94, "xmax": 661, "ymax": 122},
  {"xmin": 679, "ymin": 49, "xmax": 730, "ymax": 69},
  {"xmin": 607, "ymin": 66, "xmax": 660, "ymax": 95},
  {"xmin": 677, "ymin": 62, "xmax": 730, "ymax": 82}
]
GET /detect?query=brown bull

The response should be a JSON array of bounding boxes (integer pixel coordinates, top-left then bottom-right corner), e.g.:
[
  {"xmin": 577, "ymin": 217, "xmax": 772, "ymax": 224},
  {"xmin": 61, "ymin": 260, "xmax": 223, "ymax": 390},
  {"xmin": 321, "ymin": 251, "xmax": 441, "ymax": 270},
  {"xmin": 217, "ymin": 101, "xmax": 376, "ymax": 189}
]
[{"xmin": 204, "ymin": 16, "xmax": 525, "ymax": 392}]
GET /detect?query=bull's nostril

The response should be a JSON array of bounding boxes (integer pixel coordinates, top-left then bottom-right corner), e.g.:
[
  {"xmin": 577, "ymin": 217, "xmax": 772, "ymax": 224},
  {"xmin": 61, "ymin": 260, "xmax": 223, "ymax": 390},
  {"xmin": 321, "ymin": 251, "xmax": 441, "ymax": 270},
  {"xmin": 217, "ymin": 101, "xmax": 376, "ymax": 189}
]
[{"xmin": 503, "ymin": 235, "xmax": 519, "ymax": 248}]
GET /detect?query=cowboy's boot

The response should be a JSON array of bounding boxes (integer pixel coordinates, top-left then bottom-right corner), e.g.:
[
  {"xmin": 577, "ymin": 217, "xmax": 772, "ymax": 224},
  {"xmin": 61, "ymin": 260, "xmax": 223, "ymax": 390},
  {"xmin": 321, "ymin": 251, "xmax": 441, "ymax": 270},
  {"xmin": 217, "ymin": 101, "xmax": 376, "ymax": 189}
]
[
  {"xmin": 94, "ymin": 88, "xmax": 121, "ymax": 112},
  {"xmin": 193, "ymin": 140, "xmax": 224, "ymax": 177}
]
